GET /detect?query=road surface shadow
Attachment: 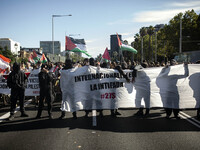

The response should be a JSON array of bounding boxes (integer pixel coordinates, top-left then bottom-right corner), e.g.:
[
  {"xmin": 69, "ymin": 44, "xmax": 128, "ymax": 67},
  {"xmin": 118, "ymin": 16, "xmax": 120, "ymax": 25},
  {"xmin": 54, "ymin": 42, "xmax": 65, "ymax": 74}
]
[{"xmin": 0, "ymin": 113, "xmax": 200, "ymax": 132}]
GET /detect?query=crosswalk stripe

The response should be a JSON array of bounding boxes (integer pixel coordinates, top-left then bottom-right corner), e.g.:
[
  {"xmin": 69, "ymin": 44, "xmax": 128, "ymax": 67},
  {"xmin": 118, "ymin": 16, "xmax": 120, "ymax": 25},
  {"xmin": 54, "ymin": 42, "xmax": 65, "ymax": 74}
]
[
  {"xmin": 179, "ymin": 111, "xmax": 200, "ymax": 129},
  {"xmin": 0, "ymin": 99, "xmax": 32, "ymax": 122}
]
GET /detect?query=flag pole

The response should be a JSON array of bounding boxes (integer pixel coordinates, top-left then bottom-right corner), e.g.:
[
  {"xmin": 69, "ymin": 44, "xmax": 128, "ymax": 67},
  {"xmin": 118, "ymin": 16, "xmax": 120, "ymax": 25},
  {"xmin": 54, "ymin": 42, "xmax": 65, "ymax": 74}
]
[{"xmin": 121, "ymin": 47, "xmax": 124, "ymax": 63}]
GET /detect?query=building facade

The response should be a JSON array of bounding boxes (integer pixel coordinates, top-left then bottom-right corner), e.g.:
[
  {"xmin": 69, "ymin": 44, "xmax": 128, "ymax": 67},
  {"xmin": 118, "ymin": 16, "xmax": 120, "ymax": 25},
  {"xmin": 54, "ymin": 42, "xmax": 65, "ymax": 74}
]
[
  {"xmin": 0, "ymin": 38, "xmax": 20, "ymax": 55},
  {"xmin": 40, "ymin": 41, "xmax": 61, "ymax": 55}
]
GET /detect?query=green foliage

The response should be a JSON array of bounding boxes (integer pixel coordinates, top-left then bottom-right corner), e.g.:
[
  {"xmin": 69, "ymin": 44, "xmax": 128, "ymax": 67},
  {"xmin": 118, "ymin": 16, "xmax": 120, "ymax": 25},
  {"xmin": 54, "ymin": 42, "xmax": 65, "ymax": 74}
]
[
  {"xmin": 140, "ymin": 27, "xmax": 147, "ymax": 37},
  {"xmin": 17, "ymin": 57, "xmax": 28, "ymax": 64},
  {"xmin": 133, "ymin": 9, "xmax": 200, "ymax": 62},
  {"xmin": 0, "ymin": 46, "xmax": 15, "ymax": 63},
  {"xmin": 70, "ymin": 53, "xmax": 84, "ymax": 63},
  {"xmin": 111, "ymin": 51, "xmax": 118, "ymax": 62}
]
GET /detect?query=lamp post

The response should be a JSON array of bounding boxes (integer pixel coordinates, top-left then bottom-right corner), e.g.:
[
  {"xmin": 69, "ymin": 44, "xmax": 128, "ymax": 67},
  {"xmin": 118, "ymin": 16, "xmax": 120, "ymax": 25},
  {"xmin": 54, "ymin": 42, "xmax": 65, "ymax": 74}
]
[
  {"xmin": 179, "ymin": 17, "xmax": 182, "ymax": 53},
  {"xmin": 14, "ymin": 43, "xmax": 18, "ymax": 61},
  {"xmin": 52, "ymin": 14, "xmax": 72, "ymax": 55},
  {"xmin": 14, "ymin": 43, "xmax": 18, "ymax": 55}
]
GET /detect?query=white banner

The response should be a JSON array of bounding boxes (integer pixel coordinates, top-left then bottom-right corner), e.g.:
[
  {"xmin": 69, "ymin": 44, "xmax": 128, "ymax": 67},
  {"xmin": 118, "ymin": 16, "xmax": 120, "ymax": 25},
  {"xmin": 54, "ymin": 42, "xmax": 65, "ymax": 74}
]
[
  {"xmin": 60, "ymin": 64, "xmax": 200, "ymax": 112},
  {"xmin": 25, "ymin": 69, "xmax": 40, "ymax": 96},
  {"xmin": 0, "ymin": 69, "xmax": 40, "ymax": 96}
]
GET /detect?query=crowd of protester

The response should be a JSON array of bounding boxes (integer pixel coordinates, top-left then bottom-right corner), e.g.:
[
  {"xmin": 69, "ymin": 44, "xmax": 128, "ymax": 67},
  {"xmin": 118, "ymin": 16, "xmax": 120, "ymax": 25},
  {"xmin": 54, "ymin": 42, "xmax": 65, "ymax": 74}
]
[{"xmin": 0, "ymin": 58, "xmax": 200, "ymax": 121}]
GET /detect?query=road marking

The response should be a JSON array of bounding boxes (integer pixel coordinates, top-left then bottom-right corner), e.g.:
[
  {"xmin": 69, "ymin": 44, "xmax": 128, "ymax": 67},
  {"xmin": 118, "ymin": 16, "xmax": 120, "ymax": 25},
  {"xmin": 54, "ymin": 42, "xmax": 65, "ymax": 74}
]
[
  {"xmin": 179, "ymin": 111, "xmax": 200, "ymax": 129},
  {"xmin": 0, "ymin": 99, "xmax": 32, "ymax": 122},
  {"xmin": 92, "ymin": 110, "xmax": 97, "ymax": 126}
]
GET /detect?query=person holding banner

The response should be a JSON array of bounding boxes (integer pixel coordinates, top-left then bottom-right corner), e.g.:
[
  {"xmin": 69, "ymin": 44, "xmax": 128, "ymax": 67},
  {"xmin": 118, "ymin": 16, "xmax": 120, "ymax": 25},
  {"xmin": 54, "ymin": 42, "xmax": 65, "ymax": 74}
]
[
  {"xmin": 134, "ymin": 61, "xmax": 151, "ymax": 117},
  {"xmin": 86, "ymin": 58, "xmax": 104, "ymax": 117},
  {"xmin": 36, "ymin": 64, "xmax": 54, "ymax": 119},
  {"xmin": 110, "ymin": 62, "xmax": 131, "ymax": 117},
  {"xmin": 59, "ymin": 59, "xmax": 77, "ymax": 119},
  {"xmin": 156, "ymin": 61, "xmax": 189, "ymax": 119},
  {"xmin": 7, "ymin": 62, "xmax": 28, "ymax": 121}
]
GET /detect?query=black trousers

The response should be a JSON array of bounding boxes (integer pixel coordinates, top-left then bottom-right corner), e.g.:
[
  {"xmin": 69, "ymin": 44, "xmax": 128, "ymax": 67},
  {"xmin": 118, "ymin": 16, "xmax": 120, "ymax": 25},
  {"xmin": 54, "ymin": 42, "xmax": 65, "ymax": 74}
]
[
  {"xmin": 165, "ymin": 108, "xmax": 180, "ymax": 117},
  {"xmin": 10, "ymin": 88, "xmax": 25, "ymax": 115},
  {"xmin": 37, "ymin": 90, "xmax": 53, "ymax": 116}
]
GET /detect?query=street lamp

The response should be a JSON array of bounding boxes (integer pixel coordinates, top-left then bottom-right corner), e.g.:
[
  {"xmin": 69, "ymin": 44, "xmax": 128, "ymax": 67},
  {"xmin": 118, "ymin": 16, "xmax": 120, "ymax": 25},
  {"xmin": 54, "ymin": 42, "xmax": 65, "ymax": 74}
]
[
  {"xmin": 14, "ymin": 43, "xmax": 18, "ymax": 62},
  {"xmin": 179, "ymin": 17, "xmax": 182, "ymax": 53},
  {"xmin": 52, "ymin": 14, "xmax": 72, "ymax": 55},
  {"xmin": 14, "ymin": 43, "xmax": 18, "ymax": 55}
]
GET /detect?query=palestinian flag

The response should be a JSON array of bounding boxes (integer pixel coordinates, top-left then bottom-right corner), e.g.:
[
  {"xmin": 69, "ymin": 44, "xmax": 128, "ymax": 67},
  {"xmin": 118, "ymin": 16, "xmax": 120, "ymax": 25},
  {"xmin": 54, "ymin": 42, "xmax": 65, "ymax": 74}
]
[
  {"xmin": 117, "ymin": 33, "xmax": 137, "ymax": 54},
  {"xmin": 32, "ymin": 50, "xmax": 40, "ymax": 63},
  {"xmin": 40, "ymin": 53, "xmax": 48, "ymax": 63},
  {"xmin": 0, "ymin": 54, "xmax": 11, "ymax": 74},
  {"xmin": 102, "ymin": 47, "xmax": 110, "ymax": 62},
  {"xmin": 28, "ymin": 55, "xmax": 34, "ymax": 63},
  {"xmin": 65, "ymin": 36, "xmax": 91, "ymax": 57}
]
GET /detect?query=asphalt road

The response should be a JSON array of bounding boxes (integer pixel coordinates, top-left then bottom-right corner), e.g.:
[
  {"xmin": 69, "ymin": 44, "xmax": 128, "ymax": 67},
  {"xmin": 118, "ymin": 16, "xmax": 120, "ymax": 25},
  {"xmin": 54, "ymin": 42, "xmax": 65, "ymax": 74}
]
[{"xmin": 0, "ymin": 99, "xmax": 200, "ymax": 150}]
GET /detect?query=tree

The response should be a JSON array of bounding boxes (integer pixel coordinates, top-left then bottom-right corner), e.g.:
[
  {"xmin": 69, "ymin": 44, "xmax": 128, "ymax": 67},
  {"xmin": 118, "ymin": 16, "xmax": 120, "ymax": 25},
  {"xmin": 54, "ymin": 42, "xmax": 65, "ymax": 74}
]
[
  {"xmin": 147, "ymin": 26, "xmax": 155, "ymax": 61},
  {"xmin": 182, "ymin": 9, "xmax": 199, "ymax": 51},
  {"xmin": 139, "ymin": 27, "xmax": 147, "ymax": 61},
  {"xmin": 133, "ymin": 33, "xmax": 141, "ymax": 61},
  {"xmin": 69, "ymin": 53, "xmax": 84, "ymax": 63},
  {"xmin": 133, "ymin": 9, "xmax": 200, "ymax": 63},
  {"xmin": 112, "ymin": 51, "xmax": 118, "ymax": 62},
  {"xmin": 0, "ymin": 47, "xmax": 15, "ymax": 63},
  {"xmin": 18, "ymin": 57, "xmax": 28, "ymax": 64}
]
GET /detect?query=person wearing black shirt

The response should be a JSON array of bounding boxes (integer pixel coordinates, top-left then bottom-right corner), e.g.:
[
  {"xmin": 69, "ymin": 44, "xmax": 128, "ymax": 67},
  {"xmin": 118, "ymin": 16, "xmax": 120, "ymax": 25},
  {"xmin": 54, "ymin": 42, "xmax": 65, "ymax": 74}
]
[
  {"xmin": 7, "ymin": 62, "xmax": 28, "ymax": 121},
  {"xmin": 36, "ymin": 64, "xmax": 54, "ymax": 119}
]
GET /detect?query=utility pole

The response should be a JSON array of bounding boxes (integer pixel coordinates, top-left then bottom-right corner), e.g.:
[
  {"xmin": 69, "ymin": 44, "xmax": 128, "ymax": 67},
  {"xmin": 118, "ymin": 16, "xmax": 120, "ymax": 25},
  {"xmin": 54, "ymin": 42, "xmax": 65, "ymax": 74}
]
[
  {"xmin": 179, "ymin": 17, "xmax": 182, "ymax": 53},
  {"xmin": 155, "ymin": 31, "xmax": 157, "ymax": 62}
]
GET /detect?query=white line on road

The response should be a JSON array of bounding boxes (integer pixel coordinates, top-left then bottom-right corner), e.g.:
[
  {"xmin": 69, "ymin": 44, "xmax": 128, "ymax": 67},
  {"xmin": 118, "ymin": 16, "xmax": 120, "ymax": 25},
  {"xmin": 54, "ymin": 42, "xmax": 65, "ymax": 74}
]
[
  {"xmin": 0, "ymin": 99, "xmax": 32, "ymax": 122},
  {"xmin": 179, "ymin": 111, "xmax": 200, "ymax": 129},
  {"xmin": 92, "ymin": 110, "xmax": 97, "ymax": 126}
]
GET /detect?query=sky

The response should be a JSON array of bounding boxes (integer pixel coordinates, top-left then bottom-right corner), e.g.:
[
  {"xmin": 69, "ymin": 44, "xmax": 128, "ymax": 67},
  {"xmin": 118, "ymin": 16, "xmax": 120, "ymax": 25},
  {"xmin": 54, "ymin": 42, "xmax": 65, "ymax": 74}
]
[{"xmin": 0, "ymin": 0, "xmax": 200, "ymax": 58}]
